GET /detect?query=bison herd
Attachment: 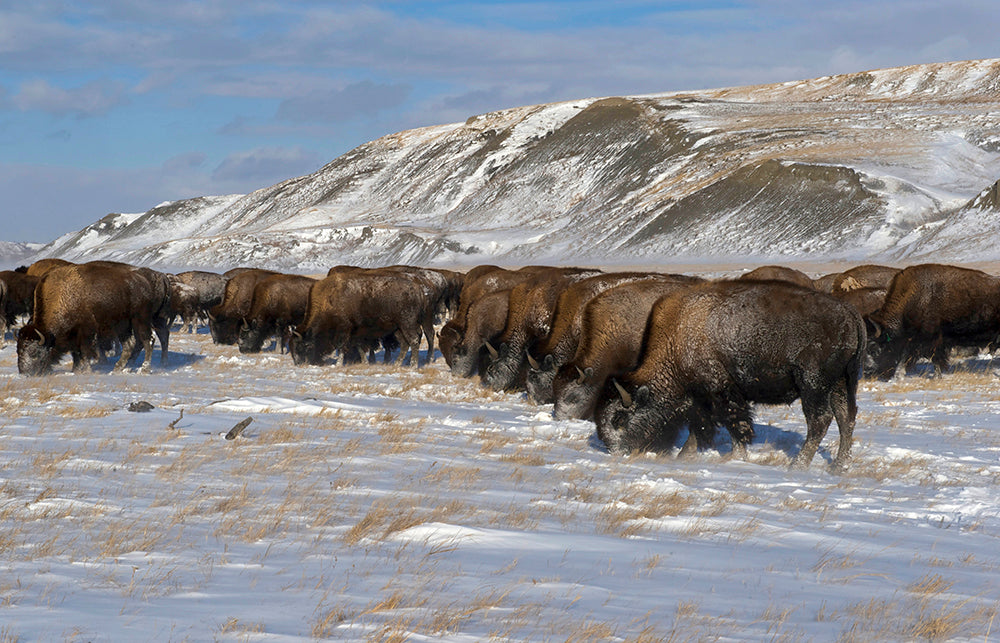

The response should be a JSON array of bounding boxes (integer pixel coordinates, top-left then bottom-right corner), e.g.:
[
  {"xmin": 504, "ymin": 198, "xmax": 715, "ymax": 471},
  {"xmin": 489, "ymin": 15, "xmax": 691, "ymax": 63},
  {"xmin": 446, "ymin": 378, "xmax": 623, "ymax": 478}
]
[{"xmin": 3, "ymin": 258, "xmax": 998, "ymax": 471}]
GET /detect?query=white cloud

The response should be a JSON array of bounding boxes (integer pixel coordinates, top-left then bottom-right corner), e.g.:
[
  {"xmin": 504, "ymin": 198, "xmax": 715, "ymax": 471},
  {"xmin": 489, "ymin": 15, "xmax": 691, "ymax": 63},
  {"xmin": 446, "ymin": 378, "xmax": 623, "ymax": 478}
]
[{"xmin": 11, "ymin": 78, "xmax": 128, "ymax": 118}]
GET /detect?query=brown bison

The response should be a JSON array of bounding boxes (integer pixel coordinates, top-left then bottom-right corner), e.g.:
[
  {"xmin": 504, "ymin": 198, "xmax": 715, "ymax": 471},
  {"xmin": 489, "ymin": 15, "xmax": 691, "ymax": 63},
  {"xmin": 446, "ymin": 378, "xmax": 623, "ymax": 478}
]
[
  {"xmin": 289, "ymin": 270, "xmax": 435, "ymax": 367},
  {"xmin": 17, "ymin": 262, "xmax": 172, "ymax": 375},
  {"xmin": 444, "ymin": 289, "xmax": 512, "ymax": 378},
  {"xmin": 172, "ymin": 270, "xmax": 227, "ymax": 332},
  {"xmin": 595, "ymin": 280, "xmax": 864, "ymax": 471},
  {"xmin": 551, "ymin": 278, "xmax": 699, "ymax": 421},
  {"xmin": 208, "ymin": 268, "xmax": 280, "ymax": 344},
  {"xmin": 24, "ymin": 258, "xmax": 73, "ymax": 278},
  {"xmin": 831, "ymin": 264, "xmax": 899, "ymax": 295},
  {"xmin": 738, "ymin": 265, "xmax": 816, "ymax": 289},
  {"xmin": 438, "ymin": 266, "xmax": 552, "ymax": 369},
  {"xmin": 525, "ymin": 272, "xmax": 702, "ymax": 404},
  {"xmin": 0, "ymin": 270, "xmax": 40, "ymax": 344},
  {"xmin": 481, "ymin": 267, "xmax": 600, "ymax": 391},
  {"xmin": 867, "ymin": 263, "xmax": 1000, "ymax": 379},
  {"xmin": 237, "ymin": 273, "xmax": 316, "ymax": 353}
]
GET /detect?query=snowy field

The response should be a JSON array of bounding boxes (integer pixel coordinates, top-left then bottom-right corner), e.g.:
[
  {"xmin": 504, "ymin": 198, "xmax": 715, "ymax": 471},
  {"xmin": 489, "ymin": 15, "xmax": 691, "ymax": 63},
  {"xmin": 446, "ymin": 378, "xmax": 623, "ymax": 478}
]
[{"xmin": 2, "ymin": 328, "xmax": 1000, "ymax": 642}]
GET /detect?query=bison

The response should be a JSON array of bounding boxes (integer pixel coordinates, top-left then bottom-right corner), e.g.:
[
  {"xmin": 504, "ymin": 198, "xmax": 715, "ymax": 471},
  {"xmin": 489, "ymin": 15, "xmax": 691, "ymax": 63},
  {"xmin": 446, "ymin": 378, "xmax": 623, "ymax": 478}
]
[
  {"xmin": 0, "ymin": 270, "xmax": 40, "ymax": 344},
  {"xmin": 525, "ymin": 272, "xmax": 702, "ymax": 405},
  {"xmin": 438, "ymin": 266, "xmax": 553, "ymax": 369},
  {"xmin": 831, "ymin": 264, "xmax": 899, "ymax": 295},
  {"xmin": 172, "ymin": 270, "xmax": 227, "ymax": 332},
  {"xmin": 444, "ymin": 289, "xmax": 512, "ymax": 378},
  {"xmin": 207, "ymin": 269, "xmax": 280, "ymax": 344},
  {"xmin": 24, "ymin": 258, "xmax": 73, "ymax": 278},
  {"xmin": 594, "ymin": 280, "xmax": 865, "ymax": 471},
  {"xmin": 866, "ymin": 263, "xmax": 1000, "ymax": 379},
  {"xmin": 737, "ymin": 265, "xmax": 816, "ymax": 289},
  {"xmin": 551, "ymin": 278, "xmax": 698, "ymax": 421},
  {"xmin": 237, "ymin": 273, "xmax": 316, "ymax": 353},
  {"xmin": 289, "ymin": 270, "xmax": 435, "ymax": 368},
  {"xmin": 17, "ymin": 262, "xmax": 172, "ymax": 375},
  {"xmin": 481, "ymin": 267, "xmax": 600, "ymax": 392}
]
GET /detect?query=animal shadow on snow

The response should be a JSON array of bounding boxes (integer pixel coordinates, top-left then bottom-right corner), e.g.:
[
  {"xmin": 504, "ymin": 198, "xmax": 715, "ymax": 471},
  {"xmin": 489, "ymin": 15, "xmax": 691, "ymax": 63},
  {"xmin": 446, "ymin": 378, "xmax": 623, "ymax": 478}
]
[
  {"xmin": 80, "ymin": 348, "xmax": 206, "ymax": 375},
  {"xmin": 586, "ymin": 421, "xmax": 829, "ymax": 466}
]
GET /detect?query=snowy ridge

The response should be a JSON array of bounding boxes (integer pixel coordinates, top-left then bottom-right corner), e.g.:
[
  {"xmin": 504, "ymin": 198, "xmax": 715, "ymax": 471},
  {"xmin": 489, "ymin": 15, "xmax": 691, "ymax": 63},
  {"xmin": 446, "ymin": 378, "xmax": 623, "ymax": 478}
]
[{"xmin": 23, "ymin": 58, "xmax": 1000, "ymax": 271}]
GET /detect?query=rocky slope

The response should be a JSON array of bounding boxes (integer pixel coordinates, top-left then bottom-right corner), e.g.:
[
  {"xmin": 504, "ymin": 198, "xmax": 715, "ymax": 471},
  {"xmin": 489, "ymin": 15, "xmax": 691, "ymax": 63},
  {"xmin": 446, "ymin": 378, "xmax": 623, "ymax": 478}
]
[{"xmin": 28, "ymin": 59, "xmax": 1000, "ymax": 271}]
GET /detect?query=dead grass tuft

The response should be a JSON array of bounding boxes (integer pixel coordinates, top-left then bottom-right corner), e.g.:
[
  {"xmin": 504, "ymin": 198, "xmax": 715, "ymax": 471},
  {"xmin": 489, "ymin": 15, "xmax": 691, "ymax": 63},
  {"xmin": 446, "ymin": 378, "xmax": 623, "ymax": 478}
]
[{"xmin": 597, "ymin": 488, "xmax": 696, "ymax": 538}]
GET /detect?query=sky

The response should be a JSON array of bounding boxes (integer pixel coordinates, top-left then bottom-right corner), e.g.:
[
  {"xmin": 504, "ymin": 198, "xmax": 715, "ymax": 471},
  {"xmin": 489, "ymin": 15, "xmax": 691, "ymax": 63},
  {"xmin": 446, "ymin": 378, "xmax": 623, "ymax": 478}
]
[{"xmin": 1, "ymin": 1, "xmax": 998, "ymax": 243}]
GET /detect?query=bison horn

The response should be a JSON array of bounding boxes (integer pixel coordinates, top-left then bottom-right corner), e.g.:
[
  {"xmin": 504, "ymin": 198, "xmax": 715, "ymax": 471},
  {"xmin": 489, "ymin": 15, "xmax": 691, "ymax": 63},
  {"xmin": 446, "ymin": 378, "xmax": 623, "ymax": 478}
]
[
  {"xmin": 575, "ymin": 366, "xmax": 587, "ymax": 385},
  {"xmin": 484, "ymin": 340, "xmax": 499, "ymax": 359},
  {"xmin": 526, "ymin": 352, "xmax": 540, "ymax": 370},
  {"xmin": 241, "ymin": 317, "xmax": 249, "ymax": 331},
  {"xmin": 291, "ymin": 329, "xmax": 303, "ymax": 340},
  {"xmin": 34, "ymin": 328, "xmax": 45, "ymax": 343},
  {"xmin": 207, "ymin": 310, "xmax": 216, "ymax": 321},
  {"xmin": 613, "ymin": 379, "xmax": 633, "ymax": 408}
]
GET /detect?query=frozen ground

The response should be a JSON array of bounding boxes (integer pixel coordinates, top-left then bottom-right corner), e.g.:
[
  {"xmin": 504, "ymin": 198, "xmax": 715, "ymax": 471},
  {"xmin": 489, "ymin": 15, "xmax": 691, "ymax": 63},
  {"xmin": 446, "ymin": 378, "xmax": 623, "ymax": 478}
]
[{"xmin": 2, "ymin": 328, "xmax": 1000, "ymax": 641}]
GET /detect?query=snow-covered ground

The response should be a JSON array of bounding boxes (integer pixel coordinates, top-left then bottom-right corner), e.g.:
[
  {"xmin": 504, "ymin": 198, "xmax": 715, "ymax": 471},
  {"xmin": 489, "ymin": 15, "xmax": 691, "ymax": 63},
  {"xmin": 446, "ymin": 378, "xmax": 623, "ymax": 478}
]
[{"xmin": 2, "ymin": 328, "xmax": 1000, "ymax": 641}]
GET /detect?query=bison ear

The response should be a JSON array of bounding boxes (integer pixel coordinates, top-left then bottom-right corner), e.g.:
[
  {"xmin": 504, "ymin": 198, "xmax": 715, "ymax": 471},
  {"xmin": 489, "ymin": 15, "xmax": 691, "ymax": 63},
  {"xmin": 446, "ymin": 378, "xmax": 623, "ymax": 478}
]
[
  {"xmin": 635, "ymin": 385, "xmax": 651, "ymax": 406},
  {"xmin": 498, "ymin": 342, "xmax": 510, "ymax": 358},
  {"xmin": 542, "ymin": 354, "xmax": 555, "ymax": 371}
]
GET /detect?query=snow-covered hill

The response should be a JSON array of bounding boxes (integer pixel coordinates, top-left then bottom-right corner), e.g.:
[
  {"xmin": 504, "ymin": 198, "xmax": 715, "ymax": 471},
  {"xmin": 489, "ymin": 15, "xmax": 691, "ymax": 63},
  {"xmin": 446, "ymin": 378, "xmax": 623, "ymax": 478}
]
[{"xmin": 26, "ymin": 59, "xmax": 1000, "ymax": 271}]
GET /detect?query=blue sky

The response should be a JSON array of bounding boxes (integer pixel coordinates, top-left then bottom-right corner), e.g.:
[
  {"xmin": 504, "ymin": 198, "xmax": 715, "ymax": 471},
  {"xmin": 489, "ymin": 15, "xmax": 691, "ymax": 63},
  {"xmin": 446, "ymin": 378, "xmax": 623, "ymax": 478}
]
[{"xmin": 1, "ymin": 1, "xmax": 997, "ymax": 242}]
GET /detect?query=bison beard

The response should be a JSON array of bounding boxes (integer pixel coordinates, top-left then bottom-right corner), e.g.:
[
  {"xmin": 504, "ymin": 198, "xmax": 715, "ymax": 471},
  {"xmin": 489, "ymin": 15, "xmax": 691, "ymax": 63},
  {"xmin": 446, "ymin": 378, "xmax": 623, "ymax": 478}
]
[{"xmin": 594, "ymin": 280, "xmax": 864, "ymax": 472}]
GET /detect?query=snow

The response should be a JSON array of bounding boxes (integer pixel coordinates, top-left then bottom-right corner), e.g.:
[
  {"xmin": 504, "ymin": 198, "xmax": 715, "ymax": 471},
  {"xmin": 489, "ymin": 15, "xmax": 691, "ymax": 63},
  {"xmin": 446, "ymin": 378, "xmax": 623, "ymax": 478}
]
[{"xmin": 3, "ymin": 327, "xmax": 1000, "ymax": 641}]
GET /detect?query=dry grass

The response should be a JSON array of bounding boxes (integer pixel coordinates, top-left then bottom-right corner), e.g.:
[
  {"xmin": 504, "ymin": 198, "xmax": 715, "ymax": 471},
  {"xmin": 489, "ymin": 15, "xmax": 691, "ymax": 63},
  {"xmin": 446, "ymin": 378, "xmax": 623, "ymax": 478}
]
[
  {"xmin": 342, "ymin": 496, "xmax": 473, "ymax": 546},
  {"xmin": 597, "ymin": 487, "xmax": 696, "ymax": 538}
]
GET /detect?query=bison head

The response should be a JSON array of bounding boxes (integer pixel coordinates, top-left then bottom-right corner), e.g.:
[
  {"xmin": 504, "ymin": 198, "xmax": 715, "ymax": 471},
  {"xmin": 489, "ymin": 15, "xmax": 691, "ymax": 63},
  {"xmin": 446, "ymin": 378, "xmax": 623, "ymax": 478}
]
[
  {"xmin": 481, "ymin": 342, "xmax": 523, "ymax": 391},
  {"xmin": 594, "ymin": 379, "xmax": 683, "ymax": 455},
  {"xmin": 208, "ymin": 308, "xmax": 240, "ymax": 345},
  {"xmin": 17, "ymin": 325, "xmax": 55, "ymax": 376},
  {"xmin": 288, "ymin": 328, "xmax": 330, "ymax": 366},
  {"xmin": 864, "ymin": 321, "xmax": 907, "ymax": 380},
  {"xmin": 236, "ymin": 318, "xmax": 267, "ymax": 354},
  {"xmin": 437, "ymin": 323, "xmax": 461, "ymax": 368},
  {"xmin": 524, "ymin": 353, "xmax": 556, "ymax": 405},
  {"xmin": 552, "ymin": 365, "xmax": 597, "ymax": 420}
]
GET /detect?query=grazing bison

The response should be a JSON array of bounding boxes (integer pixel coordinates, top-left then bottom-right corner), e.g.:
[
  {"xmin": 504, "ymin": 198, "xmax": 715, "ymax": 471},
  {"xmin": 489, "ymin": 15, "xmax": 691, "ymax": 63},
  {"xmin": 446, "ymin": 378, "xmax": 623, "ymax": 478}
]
[
  {"xmin": 525, "ymin": 272, "xmax": 702, "ymax": 404},
  {"xmin": 831, "ymin": 264, "xmax": 900, "ymax": 294},
  {"xmin": 237, "ymin": 273, "xmax": 316, "ymax": 353},
  {"xmin": 867, "ymin": 263, "xmax": 1000, "ymax": 379},
  {"xmin": 594, "ymin": 280, "xmax": 864, "ymax": 471},
  {"xmin": 172, "ymin": 270, "xmax": 227, "ymax": 332},
  {"xmin": 552, "ymin": 278, "xmax": 698, "ymax": 421},
  {"xmin": 208, "ymin": 269, "xmax": 280, "ymax": 344},
  {"xmin": 17, "ymin": 262, "xmax": 172, "ymax": 375},
  {"xmin": 438, "ymin": 266, "xmax": 552, "ymax": 368},
  {"xmin": 0, "ymin": 270, "xmax": 40, "ymax": 344},
  {"xmin": 444, "ymin": 289, "xmax": 512, "ymax": 378},
  {"xmin": 289, "ymin": 270, "xmax": 435, "ymax": 368},
  {"xmin": 737, "ymin": 265, "xmax": 816, "ymax": 289},
  {"xmin": 481, "ymin": 267, "xmax": 600, "ymax": 392}
]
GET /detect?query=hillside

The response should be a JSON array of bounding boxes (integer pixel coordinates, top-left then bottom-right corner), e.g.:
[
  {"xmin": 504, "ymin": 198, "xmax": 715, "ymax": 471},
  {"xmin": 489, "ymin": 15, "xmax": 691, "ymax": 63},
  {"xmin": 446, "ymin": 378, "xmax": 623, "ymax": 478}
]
[{"xmin": 26, "ymin": 59, "xmax": 1000, "ymax": 271}]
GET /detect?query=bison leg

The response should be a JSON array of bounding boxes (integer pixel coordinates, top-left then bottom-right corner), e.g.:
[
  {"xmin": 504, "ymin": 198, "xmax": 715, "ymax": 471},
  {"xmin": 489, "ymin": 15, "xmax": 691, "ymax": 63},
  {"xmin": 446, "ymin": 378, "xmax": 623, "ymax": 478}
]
[
  {"xmin": 828, "ymin": 379, "xmax": 856, "ymax": 473},
  {"xmin": 719, "ymin": 401, "xmax": 754, "ymax": 460},
  {"xmin": 153, "ymin": 319, "xmax": 169, "ymax": 366},
  {"xmin": 792, "ymin": 391, "xmax": 836, "ymax": 470},
  {"xmin": 422, "ymin": 317, "xmax": 435, "ymax": 365},
  {"xmin": 113, "ymin": 333, "xmax": 137, "ymax": 372}
]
